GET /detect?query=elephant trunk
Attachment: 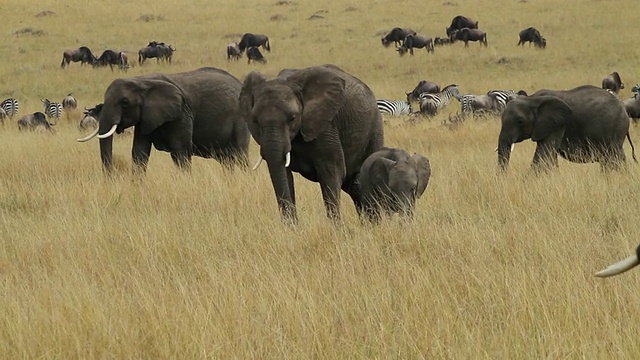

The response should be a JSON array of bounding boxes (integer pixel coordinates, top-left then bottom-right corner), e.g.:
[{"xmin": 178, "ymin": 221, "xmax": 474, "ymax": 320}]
[
  {"xmin": 263, "ymin": 143, "xmax": 296, "ymax": 222},
  {"xmin": 100, "ymin": 137, "xmax": 113, "ymax": 172},
  {"xmin": 497, "ymin": 136, "xmax": 513, "ymax": 171}
]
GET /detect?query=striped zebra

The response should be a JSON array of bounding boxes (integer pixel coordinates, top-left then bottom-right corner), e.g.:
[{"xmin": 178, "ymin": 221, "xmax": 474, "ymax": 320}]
[
  {"xmin": 459, "ymin": 94, "xmax": 475, "ymax": 113},
  {"xmin": 632, "ymin": 83, "xmax": 640, "ymax": 99},
  {"xmin": 376, "ymin": 99, "xmax": 413, "ymax": 116},
  {"xmin": 486, "ymin": 90, "xmax": 520, "ymax": 111},
  {"xmin": 418, "ymin": 84, "xmax": 461, "ymax": 116},
  {"xmin": 42, "ymin": 98, "xmax": 63, "ymax": 123},
  {"xmin": 1, "ymin": 98, "xmax": 19, "ymax": 119}
]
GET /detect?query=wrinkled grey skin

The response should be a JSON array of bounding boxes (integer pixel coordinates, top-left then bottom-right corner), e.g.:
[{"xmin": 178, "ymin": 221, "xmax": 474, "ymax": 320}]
[
  {"xmin": 240, "ymin": 64, "xmax": 384, "ymax": 223},
  {"xmin": 602, "ymin": 72, "xmax": 624, "ymax": 94},
  {"xmin": 498, "ymin": 85, "xmax": 633, "ymax": 172},
  {"xmin": 18, "ymin": 112, "xmax": 54, "ymax": 132},
  {"xmin": 358, "ymin": 147, "xmax": 431, "ymax": 222},
  {"xmin": 623, "ymin": 96, "xmax": 640, "ymax": 123},
  {"xmin": 91, "ymin": 67, "xmax": 250, "ymax": 173}
]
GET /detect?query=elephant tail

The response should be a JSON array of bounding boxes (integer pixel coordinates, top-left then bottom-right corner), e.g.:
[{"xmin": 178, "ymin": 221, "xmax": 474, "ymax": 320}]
[{"xmin": 627, "ymin": 131, "xmax": 638, "ymax": 163}]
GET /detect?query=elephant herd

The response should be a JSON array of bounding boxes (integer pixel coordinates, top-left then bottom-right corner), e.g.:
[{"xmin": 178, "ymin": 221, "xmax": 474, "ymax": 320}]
[{"xmin": 74, "ymin": 64, "xmax": 640, "ymax": 278}]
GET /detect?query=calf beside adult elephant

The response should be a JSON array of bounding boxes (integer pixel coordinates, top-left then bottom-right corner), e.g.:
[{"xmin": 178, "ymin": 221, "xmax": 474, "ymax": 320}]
[
  {"xmin": 497, "ymin": 85, "xmax": 636, "ymax": 172},
  {"xmin": 358, "ymin": 147, "xmax": 431, "ymax": 222},
  {"xmin": 240, "ymin": 64, "xmax": 384, "ymax": 223},
  {"xmin": 77, "ymin": 67, "xmax": 250, "ymax": 172}
]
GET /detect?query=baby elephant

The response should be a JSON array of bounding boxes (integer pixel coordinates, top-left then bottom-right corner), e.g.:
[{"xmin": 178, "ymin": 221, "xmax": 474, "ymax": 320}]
[{"xmin": 358, "ymin": 147, "xmax": 431, "ymax": 221}]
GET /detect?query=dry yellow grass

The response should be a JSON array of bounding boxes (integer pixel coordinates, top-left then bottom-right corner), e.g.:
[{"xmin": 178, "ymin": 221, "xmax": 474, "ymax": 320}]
[{"xmin": 2, "ymin": 0, "xmax": 640, "ymax": 358}]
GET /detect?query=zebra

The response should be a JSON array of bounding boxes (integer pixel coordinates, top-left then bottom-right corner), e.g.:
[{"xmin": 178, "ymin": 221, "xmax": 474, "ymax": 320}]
[
  {"xmin": 486, "ymin": 90, "xmax": 521, "ymax": 111},
  {"xmin": 418, "ymin": 84, "xmax": 461, "ymax": 116},
  {"xmin": 1, "ymin": 98, "xmax": 19, "ymax": 119},
  {"xmin": 632, "ymin": 83, "xmax": 640, "ymax": 99},
  {"xmin": 376, "ymin": 99, "xmax": 413, "ymax": 116},
  {"xmin": 459, "ymin": 94, "xmax": 476, "ymax": 113},
  {"xmin": 42, "ymin": 98, "xmax": 63, "ymax": 124}
]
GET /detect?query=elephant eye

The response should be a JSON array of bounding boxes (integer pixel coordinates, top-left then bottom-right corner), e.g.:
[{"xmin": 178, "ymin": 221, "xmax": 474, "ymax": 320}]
[
  {"xmin": 120, "ymin": 98, "xmax": 130, "ymax": 106},
  {"xmin": 288, "ymin": 114, "xmax": 297, "ymax": 123}
]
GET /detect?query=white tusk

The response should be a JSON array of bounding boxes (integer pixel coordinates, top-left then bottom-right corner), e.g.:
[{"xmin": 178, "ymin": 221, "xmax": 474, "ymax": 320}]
[
  {"xmin": 494, "ymin": 144, "xmax": 516, "ymax": 152},
  {"xmin": 76, "ymin": 127, "xmax": 100, "ymax": 142},
  {"xmin": 252, "ymin": 157, "xmax": 263, "ymax": 171},
  {"xmin": 96, "ymin": 124, "xmax": 118, "ymax": 139},
  {"xmin": 285, "ymin": 152, "xmax": 291, "ymax": 167},
  {"xmin": 595, "ymin": 254, "xmax": 640, "ymax": 277}
]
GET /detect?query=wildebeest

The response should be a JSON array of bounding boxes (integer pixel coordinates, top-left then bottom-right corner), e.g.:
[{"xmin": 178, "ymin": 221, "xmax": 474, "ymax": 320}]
[
  {"xmin": 381, "ymin": 27, "xmax": 416, "ymax": 48},
  {"xmin": 602, "ymin": 72, "xmax": 625, "ymax": 94},
  {"xmin": 60, "ymin": 46, "xmax": 97, "ymax": 68},
  {"xmin": 238, "ymin": 33, "xmax": 271, "ymax": 53},
  {"xmin": 62, "ymin": 93, "xmax": 78, "ymax": 112},
  {"xmin": 17, "ymin": 112, "xmax": 54, "ymax": 132},
  {"xmin": 138, "ymin": 42, "xmax": 175, "ymax": 65},
  {"xmin": 446, "ymin": 15, "xmax": 479, "ymax": 37},
  {"xmin": 246, "ymin": 46, "xmax": 266, "ymax": 64},
  {"xmin": 450, "ymin": 28, "xmax": 487, "ymax": 47},
  {"xmin": 406, "ymin": 80, "xmax": 441, "ymax": 103},
  {"xmin": 397, "ymin": 34, "xmax": 434, "ymax": 56},
  {"xmin": 227, "ymin": 42, "xmax": 242, "ymax": 60},
  {"xmin": 517, "ymin": 27, "xmax": 546, "ymax": 48},
  {"xmin": 94, "ymin": 50, "xmax": 129, "ymax": 71},
  {"xmin": 434, "ymin": 36, "xmax": 453, "ymax": 46},
  {"xmin": 79, "ymin": 104, "xmax": 102, "ymax": 130},
  {"xmin": 623, "ymin": 96, "xmax": 640, "ymax": 123}
]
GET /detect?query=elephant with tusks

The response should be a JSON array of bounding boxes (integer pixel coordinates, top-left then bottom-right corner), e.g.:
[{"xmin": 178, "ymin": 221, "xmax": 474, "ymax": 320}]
[
  {"xmin": 497, "ymin": 85, "xmax": 636, "ymax": 172},
  {"xmin": 77, "ymin": 67, "xmax": 250, "ymax": 173},
  {"xmin": 240, "ymin": 64, "xmax": 384, "ymax": 223}
]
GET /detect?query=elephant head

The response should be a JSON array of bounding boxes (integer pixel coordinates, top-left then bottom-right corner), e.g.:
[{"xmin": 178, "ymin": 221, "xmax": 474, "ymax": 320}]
[
  {"xmin": 239, "ymin": 67, "xmax": 346, "ymax": 220},
  {"xmin": 359, "ymin": 148, "xmax": 431, "ymax": 220},
  {"xmin": 77, "ymin": 76, "xmax": 187, "ymax": 172},
  {"xmin": 497, "ymin": 95, "xmax": 572, "ymax": 170}
]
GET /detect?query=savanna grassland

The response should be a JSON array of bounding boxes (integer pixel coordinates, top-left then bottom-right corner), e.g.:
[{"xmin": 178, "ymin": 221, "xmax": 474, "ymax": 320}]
[{"xmin": 2, "ymin": 0, "xmax": 640, "ymax": 358}]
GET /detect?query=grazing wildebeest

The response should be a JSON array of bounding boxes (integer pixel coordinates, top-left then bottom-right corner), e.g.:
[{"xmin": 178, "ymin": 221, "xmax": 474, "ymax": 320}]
[
  {"xmin": 602, "ymin": 72, "xmax": 625, "ymax": 94},
  {"xmin": 446, "ymin": 15, "xmax": 478, "ymax": 37},
  {"xmin": 138, "ymin": 43, "xmax": 175, "ymax": 65},
  {"xmin": 246, "ymin": 46, "xmax": 266, "ymax": 64},
  {"xmin": 227, "ymin": 42, "xmax": 241, "ymax": 60},
  {"xmin": 17, "ymin": 112, "xmax": 54, "ymax": 132},
  {"xmin": 397, "ymin": 34, "xmax": 434, "ymax": 56},
  {"xmin": 381, "ymin": 27, "xmax": 416, "ymax": 48},
  {"xmin": 238, "ymin": 33, "xmax": 271, "ymax": 53},
  {"xmin": 79, "ymin": 104, "xmax": 102, "ymax": 130},
  {"xmin": 62, "ymin": 93, "xmax": 77, "ymax": 112},
  {"xmin": 94, "ymin": 50, "xmax": 127, "ymax": 71},
  {"xmin": 623, "ymin": 96, "xmax": 640, "ymax": 123},
  {"xmin": 434, "ymin": 36, "xmax": 453, "ymax": 46},
  {"xmin": 450, "ymin": 28, "xmax": 487, "ymax": 47},
  {"xmin": 60, "ymin": 46, "xmax": 97, "ymax": 68},
  {"xmin": 517, "ymin": 27, "xmax": 546, "ymax": 48},
  {"xmin": 406, "ymin": 80, "xmax": 441, "ymax": 103}
]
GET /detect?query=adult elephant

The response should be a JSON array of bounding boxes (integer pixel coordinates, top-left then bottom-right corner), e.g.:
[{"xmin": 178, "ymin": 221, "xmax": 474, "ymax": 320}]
[
  {"xmin": 77, "ymin": 67, "xmax": 250, "ymax": 172},
  {"xmin": 497, "ymin": 85, "xmax": 635, "ymax": 172},
  {"xmin": 240, "ymin": 65, "xmax": 384, "ymax": 223},
  {"xmin": 358, "ymin": 147, "xmax": 431, "ymax": 222},
  {"xmin": 596, "ymin": 245, "xmax": 640, "ymax": 277}
]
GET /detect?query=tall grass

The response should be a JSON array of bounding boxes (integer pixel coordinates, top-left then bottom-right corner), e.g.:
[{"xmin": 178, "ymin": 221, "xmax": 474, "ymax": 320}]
[{"xmin": 1, "ymin": 0, "xmax": 640, "ymax": 358}]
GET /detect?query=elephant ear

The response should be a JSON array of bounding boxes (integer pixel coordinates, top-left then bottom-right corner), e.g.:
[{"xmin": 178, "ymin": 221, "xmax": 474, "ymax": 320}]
[
  {"xmin": 140, "ymin": 79, "xmax": 184, "ymax": 135},
  {"xmin": 288, "ymin": 68, "xmax": 346, "ymax": 142},
  {"xmin": 239, "ymin": 72, "xmax": 267, "ymax": 144},
  {"xmin": 410, "ymin": 154, "xmax": 431, "ymax": 198},
  {"xmin": 531, "ymin": 96, "xmax": 572, "ymax": 141}
]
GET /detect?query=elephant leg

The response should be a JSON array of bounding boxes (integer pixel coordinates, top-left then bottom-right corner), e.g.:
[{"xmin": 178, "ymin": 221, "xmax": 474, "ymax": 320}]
[
  {"xmin": 316, "ymin": 164, "xmax": 345, "ymax": 221},
  {"xmin": 531, "ymin": 132, "xmax": 563, "ymax": 171},
  {"xmin": 600, "ymin": 144, "xmax": 626, "ymax": 172},
  {"xmin": 171, "ymin": 151, "xmax": 192, "ymax": 172},
  {"xmin": 341, "ymin": 174, "xmax": 364, "ymax": 216},
  {"xmin": 132, "ymin": 131, "xmax": 153, "ymax": 174}
]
